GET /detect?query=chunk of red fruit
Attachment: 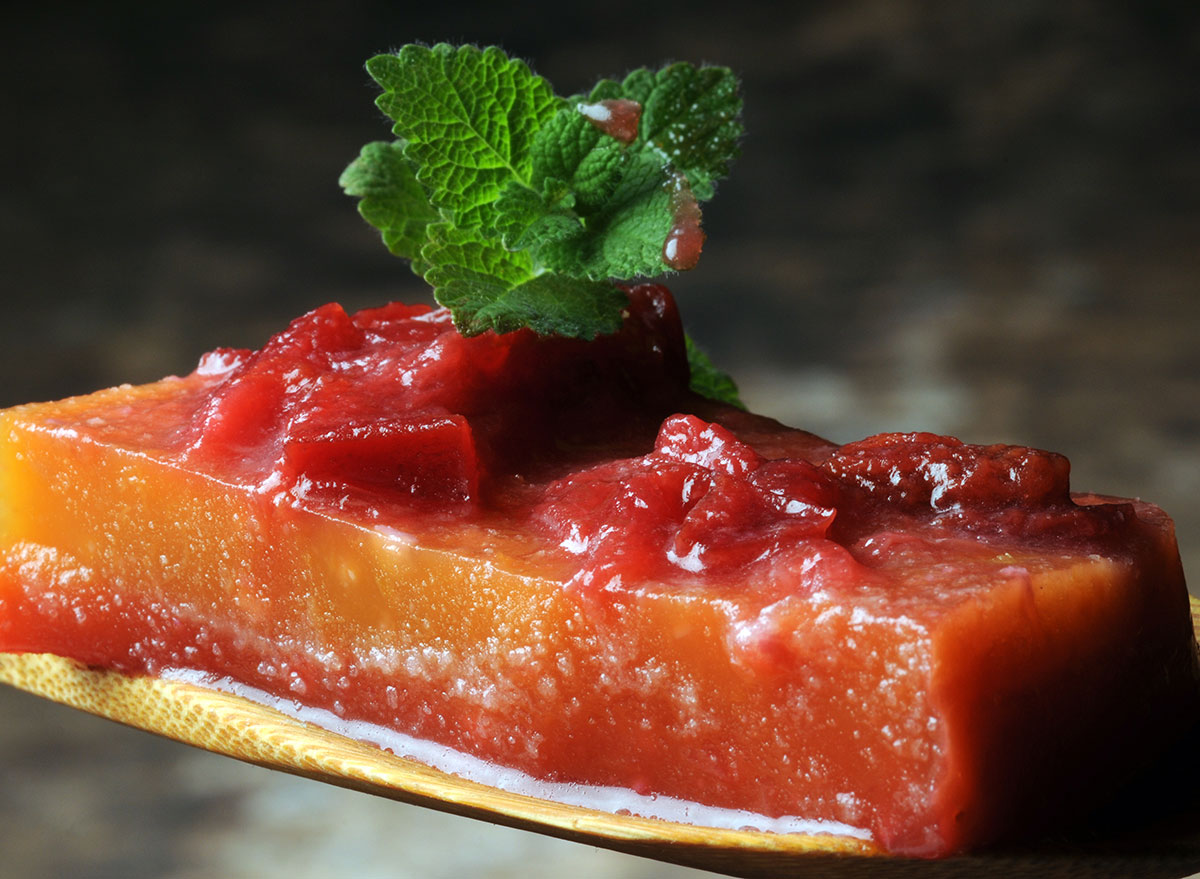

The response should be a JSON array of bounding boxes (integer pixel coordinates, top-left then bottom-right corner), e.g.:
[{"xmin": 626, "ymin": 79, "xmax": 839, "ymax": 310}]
[{"xmin": 282, "ymin": 414, "xmax": 480, "ymax": 506}]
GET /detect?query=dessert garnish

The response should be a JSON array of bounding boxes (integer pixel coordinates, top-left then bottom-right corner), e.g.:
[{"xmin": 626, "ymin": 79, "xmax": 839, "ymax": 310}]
[{"xmin": 338, "ymin": 42, "xmax": 742, "ymax": 403}]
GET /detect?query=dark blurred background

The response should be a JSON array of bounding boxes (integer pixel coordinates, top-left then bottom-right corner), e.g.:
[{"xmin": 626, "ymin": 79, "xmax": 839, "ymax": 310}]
[{"xmin": 1, "ymin": 2, "xmax": 1197, "ymax": 876}]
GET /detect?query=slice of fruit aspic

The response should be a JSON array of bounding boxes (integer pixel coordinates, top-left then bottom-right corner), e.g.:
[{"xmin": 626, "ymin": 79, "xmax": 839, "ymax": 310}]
[{"xmin": 0, "ymin": 285, "xmax": 1196, "ymax": 858}]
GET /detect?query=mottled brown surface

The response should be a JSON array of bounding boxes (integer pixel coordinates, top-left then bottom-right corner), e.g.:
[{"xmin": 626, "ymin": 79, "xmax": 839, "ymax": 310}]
[{"xmin": 1, "ymin": 2, "xmax": 1197, "ymax": 877}]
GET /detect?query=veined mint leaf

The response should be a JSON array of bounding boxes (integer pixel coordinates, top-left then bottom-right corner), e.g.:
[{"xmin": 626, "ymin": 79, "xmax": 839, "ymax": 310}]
[
  {"xmin": 531, "ymin": 147, "xmax": 672, "ymax": 279},
  {"xmin": 339, "ymin": 141, "xmax": 438, "ymax": 265},
  {"xmin": 421, "ymin": 222, "xmax": 533, "ymax": 290},
  {"xmin": 494, "ymin": 179, "xmax": 579, "ymax": 251},
  {"xmin": 685, "ymin": 336, "xmax": 744, "ymax": 408},
  {"xmin": 623, "ymin": 63, "xmax": 742, "ymax": 200},
  {"xmin": 493, "ymin": 63, "xmax": 741, "ymax": 281},
  {"xmin": 439, "ymin": 272, "xmax": 627, "ymax": 338},
  {"xmin": 527, "ymin": 104, "xmax": 626, "ymax": 212},
  {"xmin": 419, "ymin": 223, "xmax": 625, "ymax": 339},
  {"xmin": 367, "ymin": 44, "xmax": 562, "ymax": 231}
]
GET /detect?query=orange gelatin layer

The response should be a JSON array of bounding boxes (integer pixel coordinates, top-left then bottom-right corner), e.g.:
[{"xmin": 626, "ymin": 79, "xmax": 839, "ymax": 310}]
[{"xmin": 1, "ymin": 288, "xmax": 1197, "ymax": 857}]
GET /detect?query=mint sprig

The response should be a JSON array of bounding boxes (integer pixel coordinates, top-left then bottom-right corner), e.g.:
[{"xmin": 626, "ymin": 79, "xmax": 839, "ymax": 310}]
[
  {"xmin": 686, "ymin": 337, "xmax": 744, "ymax": 410},
  {"xmin": 339, "ymin": 140, "xmax": 438, "ymax": 269},
  {"xmin": 341, "ymin": 43, "xmax": 743, "ymax": 405},
  {"xmin": 367, "ymin": 46, "xmax": 559, "ymax": 234}
]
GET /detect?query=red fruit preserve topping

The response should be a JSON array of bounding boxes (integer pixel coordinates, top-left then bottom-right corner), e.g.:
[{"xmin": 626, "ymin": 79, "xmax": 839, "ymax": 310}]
[
  {"xmin": 169, "ymin": 283, "xmax": 1133, "ymax": 593},
  {"xmin": 182, "ymin": 285, "xmax": 691, "ymax": 505},
  {"xmin": 537, "ymin": 415, "xmax": 842, "ymax": 591}
]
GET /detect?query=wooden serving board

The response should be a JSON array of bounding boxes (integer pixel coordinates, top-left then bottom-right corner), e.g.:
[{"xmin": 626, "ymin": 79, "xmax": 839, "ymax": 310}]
[{"xmin": 2, "ymin": 598, "xmax": 1199, "ymax": 879}]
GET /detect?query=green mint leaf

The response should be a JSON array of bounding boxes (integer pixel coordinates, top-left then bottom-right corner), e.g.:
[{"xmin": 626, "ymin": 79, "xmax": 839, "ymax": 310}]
[
  {"xmin": 421, "ymin": 222, "xmax": 532, "ymax": 290},
  {"xmin": 367, "ymin": 44, "xmax": 561, "ymax": 231},
  {"xmin": 345, "ymin": 44, "xmax": 743, "ymax": 355},
  {"xmin": 530, "ymin": 147, "xmax": 672, "ymax": 279},
  {"xmin": 339, "ymin": 141, "xmax": 438, "ymax": 265},
  {"xmin": 623, "ymin": 64, "xmax": 742, "ymax": 200},
  {"xmin": 420, "ymin": 223, "xmax": 624, "ymax": 338},
  {"xmin": 438, "ymin": 272, "xmax": 627, "ymax": 338},
  {"xmin": 494, "ymin": 64, "xmax": 742, "ymax": 281},
  {"xmin": 686, "ymin": 336, "xmax": 744, "ymax": 408},
  {"xmin": 527, "ymin": 101, "xmax": 627, "ymax": 214},
  {"xmin": 493, "ymin": 179, "xmax": 579, "ymax": 251}
]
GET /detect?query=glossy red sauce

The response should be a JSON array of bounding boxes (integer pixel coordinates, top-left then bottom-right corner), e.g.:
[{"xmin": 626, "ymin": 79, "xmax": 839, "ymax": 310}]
[
  {"xmin": 184, "ymin": 286, "xmax": 692, "ymax": 493},
  {"xmin": 662, "ymin": 174, "xmax": 705, "ymax": 270},
  {"xmin": 176, "ymin": 283, "xmax": 1132, "ymax": 594},
  {"xmin": 577, "ymin": 98, "xmax": 642, "ymax": 144}
]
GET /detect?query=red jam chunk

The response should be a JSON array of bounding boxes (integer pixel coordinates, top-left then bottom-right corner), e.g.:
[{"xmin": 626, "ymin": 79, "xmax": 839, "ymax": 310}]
[
  {"xmin": 577, "ymin": 98, "xmax": 642, "ymax": 144},
  {"xmin": 282, "ymin": 414, "xmax": 480, "ymax": 506},
  {"xmin": 662, "ymin": 173, "xmax": 705, "ymax": 271},
  {"xmin": 538, "ymin": 415, "xmax": 839, "ymax": 590},
  {"xmin": 1, "ymin": 285, "xmax": 1196, "ymax": 857}
]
